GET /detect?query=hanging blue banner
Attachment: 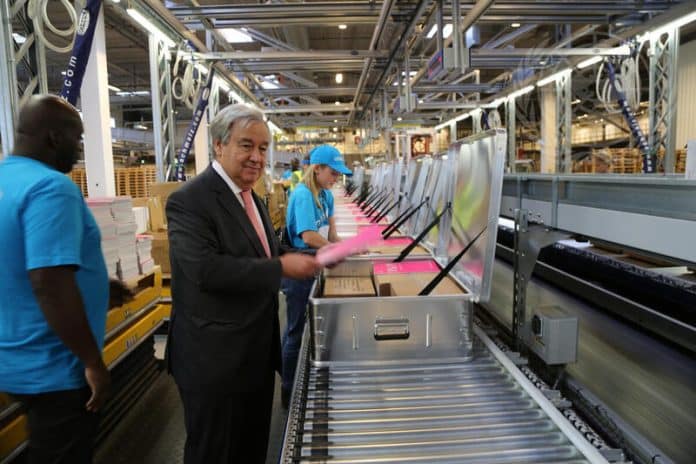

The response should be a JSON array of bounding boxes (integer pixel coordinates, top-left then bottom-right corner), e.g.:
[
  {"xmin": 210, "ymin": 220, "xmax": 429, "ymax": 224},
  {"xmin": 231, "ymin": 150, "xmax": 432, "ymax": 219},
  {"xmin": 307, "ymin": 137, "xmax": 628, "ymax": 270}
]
[
  {"xmin": 59, "ymin": 0, "xmax": 103, "ymax": 105},
  {"xmin": 174, "ymin": 68, "xmax": 215, "ymax": 181}
]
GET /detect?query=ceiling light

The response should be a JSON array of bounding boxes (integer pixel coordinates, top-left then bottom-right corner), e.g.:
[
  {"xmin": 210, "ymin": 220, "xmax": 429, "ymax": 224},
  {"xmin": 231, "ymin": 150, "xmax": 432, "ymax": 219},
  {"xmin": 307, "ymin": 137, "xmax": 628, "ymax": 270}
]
[
  {"xmin": 195, "ymin": 63, "xmax": 208, "ymax": 75},
  {"xmin": 335, "ymin": 101, "xmax": 341, "ymax": 105},
  {"xmin": 335, "ymin": 73, "xmax": 343, "ymax": 84},
  {"xmin": 127, "ymin": 9, "xmax": 176, "ymax": 48},
  {"xmin": 219, "ymin": 28, "xmax": 254, "ymax": 43},
  {"xmin": 108, "ymin": 85, "xmax": 121, "ymax": 92},
  {"xmin": 334, "ymin": 119, "xmax": 338, "ymax": 123},
  {"xmin": 338, "ymin": 24, "xmax": 347, "ymax": 30},
  {"xmin": 577, "ymin": 56, "xmax": 602, "ymax": 69},
  {"xmin": 442, "ymin": 24, "xmax": 453, "ymax": 38},
  {"xmin": 397, "ymin": 117, "xmax": 403, "ymax": 121},
  {"xmin": 426, "ymin": 25, "xmax": 438, "ymax": 39},
  {"xmin": 134, "ymin": 123, "xmax": 147, "ymax": 130},
  {"xmin": 418, "ymin": 99, "xmax": 424, "ymax": 104},
  {"xmin": 111, "ymin": 0, "xmax": 121, "ymax": 3},
  {"xmin": 261, "ymin": 80, "xmax": 279, "ymax": 89},
  {"xmin": 333, "ymin": 127, "xmax": 339, "ymax": 132},
  {"xmin": 511, "ymin": 23, "xmax": 521, "ymax": 28},
  {"xmin": 12, "ymin": 33, "xmax": 26, "ymax": 44},
  {"xmin": 572, "ymin": 99, "xmax": 581, "ymax": 105},
  {"xmin": 539, "ymin": 60, "xmax": 547, "ymax": 65},
  {"xmin": 537, "ymin": 69, "xmax": 570, "ymax": 87}
]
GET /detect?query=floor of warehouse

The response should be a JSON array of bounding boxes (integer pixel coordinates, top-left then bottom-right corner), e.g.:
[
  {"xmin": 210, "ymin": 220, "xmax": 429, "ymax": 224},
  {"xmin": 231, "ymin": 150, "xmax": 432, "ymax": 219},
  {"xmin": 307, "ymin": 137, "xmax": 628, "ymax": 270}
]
[{"xmin": 94, "ymin": 295, "xmax": 290, "ymax": 464}]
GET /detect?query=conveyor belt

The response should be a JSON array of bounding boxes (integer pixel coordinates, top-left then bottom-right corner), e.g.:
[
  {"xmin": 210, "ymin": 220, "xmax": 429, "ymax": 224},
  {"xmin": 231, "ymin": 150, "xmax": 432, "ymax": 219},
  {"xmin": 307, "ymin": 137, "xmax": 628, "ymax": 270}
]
[{"xmin": 282, "ymin": 328, "xmax": 606, "ymax": 464}]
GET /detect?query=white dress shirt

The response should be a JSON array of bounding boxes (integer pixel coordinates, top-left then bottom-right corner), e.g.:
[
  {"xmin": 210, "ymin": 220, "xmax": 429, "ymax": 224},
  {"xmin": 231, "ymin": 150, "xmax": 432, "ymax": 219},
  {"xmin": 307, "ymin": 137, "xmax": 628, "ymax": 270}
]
[{"xmin": 212, "ymin": 160, "xmax": 265, "ymax": 234}]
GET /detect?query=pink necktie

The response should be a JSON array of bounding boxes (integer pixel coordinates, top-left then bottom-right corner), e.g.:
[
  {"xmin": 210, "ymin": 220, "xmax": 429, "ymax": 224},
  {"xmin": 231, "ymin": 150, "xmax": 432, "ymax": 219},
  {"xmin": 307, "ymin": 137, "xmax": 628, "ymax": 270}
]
[{"xmin": 241, "ymin": 190, "xmax": 271, "ymax": 257}]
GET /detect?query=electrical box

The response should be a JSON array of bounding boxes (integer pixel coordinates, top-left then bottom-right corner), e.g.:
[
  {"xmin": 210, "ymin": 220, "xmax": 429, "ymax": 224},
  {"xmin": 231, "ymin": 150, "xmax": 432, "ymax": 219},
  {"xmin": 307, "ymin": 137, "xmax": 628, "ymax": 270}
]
[
  {"xmin": 524, "ymin": 305, "xmax": 578, "ymax": 365},
  {"xmin": 394, "ymin": 94, "xmax": 416, "ymax": 114},
  {"xmin": 427, "ymin": 47, "xmax": 471, "ymax": 81}
]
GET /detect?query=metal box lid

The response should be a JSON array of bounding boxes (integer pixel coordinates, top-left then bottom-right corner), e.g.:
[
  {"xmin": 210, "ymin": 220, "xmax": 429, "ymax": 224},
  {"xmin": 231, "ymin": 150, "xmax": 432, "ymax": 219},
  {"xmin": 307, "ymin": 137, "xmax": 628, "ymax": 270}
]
[{"xmin": 435, "ymin": 129, "xmax": 507, "ymax": 302}]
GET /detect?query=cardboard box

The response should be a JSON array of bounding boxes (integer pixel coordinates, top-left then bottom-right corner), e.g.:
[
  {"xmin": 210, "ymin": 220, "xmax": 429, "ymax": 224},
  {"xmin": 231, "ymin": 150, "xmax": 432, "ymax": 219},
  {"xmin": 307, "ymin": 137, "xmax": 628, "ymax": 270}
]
[
  {"xmin": 324, "ymin": 277, "xmax": 376, "ymax": 298},
  {"xmin": 374, "ymin": 272, "xmax": 465, "ymax": 297},
  {"xmin": 150, "ymin": 231, "xmax": 170, "ymax": 274},
  {"xmin": 148, "ymin": 197, "xmax": 166, "ymax": 232},
  {"xmin": 150, "ymin": 182, "xmax": 183, "ymax": 207}
]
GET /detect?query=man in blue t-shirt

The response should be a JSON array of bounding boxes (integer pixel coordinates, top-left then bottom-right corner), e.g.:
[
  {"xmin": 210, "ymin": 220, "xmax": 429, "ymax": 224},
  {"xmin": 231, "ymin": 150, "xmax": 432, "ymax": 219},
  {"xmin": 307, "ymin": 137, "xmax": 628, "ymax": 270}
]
[{"xmin": 0, "ymin": 95, "xmax": 129, "ymax": 463}]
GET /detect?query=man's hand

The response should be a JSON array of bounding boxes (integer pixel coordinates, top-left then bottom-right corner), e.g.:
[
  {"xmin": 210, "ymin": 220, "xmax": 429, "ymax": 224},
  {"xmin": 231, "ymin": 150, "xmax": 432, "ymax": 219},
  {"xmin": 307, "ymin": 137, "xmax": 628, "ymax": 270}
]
[
  {"xmin": 84, "ymin": 359, "xmax": 111, "ymax": 412},
  {"xmin": 280, "ymin": 253, "xmax": 321, "ymax": 279},
  {"xmin": 109, "ymin": 279, "xmax": 135, "ymax": 308}
]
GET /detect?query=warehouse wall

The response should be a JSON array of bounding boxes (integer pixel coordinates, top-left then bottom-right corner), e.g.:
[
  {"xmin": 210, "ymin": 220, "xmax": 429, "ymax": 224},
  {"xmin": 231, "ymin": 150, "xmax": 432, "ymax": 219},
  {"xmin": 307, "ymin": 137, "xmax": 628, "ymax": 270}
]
[{"xmin": 676, "ymin": 38, "xmax": 696, "ymax": 148}]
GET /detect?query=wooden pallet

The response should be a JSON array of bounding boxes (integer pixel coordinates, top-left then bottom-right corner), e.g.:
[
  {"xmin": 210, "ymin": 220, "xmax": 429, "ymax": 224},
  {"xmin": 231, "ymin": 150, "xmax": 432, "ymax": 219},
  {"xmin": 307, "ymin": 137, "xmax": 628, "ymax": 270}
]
[{"xmin": 68, "ymin": 167, "xmax": 89, "ymax": 196}]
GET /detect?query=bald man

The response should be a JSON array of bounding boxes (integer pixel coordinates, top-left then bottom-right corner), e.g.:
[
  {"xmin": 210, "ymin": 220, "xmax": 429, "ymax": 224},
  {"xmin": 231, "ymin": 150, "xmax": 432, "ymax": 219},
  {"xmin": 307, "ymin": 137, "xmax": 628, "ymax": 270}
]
[{"xmin": 0, "ymin": 95, "xmax": 125, "ymax": 463}]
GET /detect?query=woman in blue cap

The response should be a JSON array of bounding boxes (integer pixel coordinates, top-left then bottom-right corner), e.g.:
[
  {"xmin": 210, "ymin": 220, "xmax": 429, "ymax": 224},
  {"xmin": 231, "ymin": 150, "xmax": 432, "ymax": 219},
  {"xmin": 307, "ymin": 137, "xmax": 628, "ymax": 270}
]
[{"xmin": 281, "ymin": 145, "xmax": 352, "ymax": 406}]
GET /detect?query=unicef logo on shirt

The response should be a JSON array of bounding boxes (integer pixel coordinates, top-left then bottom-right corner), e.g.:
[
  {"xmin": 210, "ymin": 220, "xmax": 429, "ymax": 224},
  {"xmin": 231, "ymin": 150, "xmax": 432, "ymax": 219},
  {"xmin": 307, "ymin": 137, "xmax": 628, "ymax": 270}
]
[{"xmin": 77, "ymin": 10, "xmax": 90, "ymax": 35}]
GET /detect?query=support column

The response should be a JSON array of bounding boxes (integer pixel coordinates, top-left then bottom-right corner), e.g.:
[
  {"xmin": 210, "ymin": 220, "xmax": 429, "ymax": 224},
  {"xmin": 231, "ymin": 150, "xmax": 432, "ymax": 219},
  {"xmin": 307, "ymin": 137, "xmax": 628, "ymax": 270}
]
[
  {"xmin": 506, "ymin": 97, "xmax": 516, "ymax": 172},
  {"xmin": 149, "ymin": 34, "xmax": 176, "ymax": 181},
  {"xmin": 540, "ymin": 85, "xmax": 557, "ymax": 173},
  {"xmin": 194, "ymin": 112, "xmax": 209, "ymax": 174},
  {"xmin": 0, "ymin": 0, "xmax": 18, "ymax": 156},
  {"xmin": 649, "ymin": 29, "xmax": 678, "ymax": 173},
  {"xmin": 449, "ymin": 121, "xmax": 457, "ymax": 144},
  {"xmin": 555, "ymin": 70, "xmax": 572, "ymax": 173},
  {"xmin": 82, "ymin": 7, "xmax": 115, "ymax": 196}
]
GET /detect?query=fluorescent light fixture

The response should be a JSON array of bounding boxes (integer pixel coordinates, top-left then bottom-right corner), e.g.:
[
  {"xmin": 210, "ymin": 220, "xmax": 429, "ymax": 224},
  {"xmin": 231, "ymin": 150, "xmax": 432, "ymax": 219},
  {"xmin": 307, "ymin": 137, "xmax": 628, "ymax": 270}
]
[
  {"xmin": 333, "ymin": 127, "xmax": 339, "ymax": 132},
  {"xmin": 426, "ymin": 25, "xmax": 437, "ymax": 39},
  {"xmin": 335, "ymin": 73, "xmax": 343, "ymax": 84},
  {"xmin": 335, "ymin": 101, "xmax": 341, "ymax": 105},
  {"xmin": 511, "ymin": 22, "xmax": 521, "ymax": 28},
  {"xmin": 578, "ymin": 114, "xmax": 588, "ymax": 119},
  {"xmin": 508, "ymin": 85, "xmax": 534, "ymax": 99},
  {"xmin": 12, "ymin": 33, "xmax": 26, "ymax": 44},
  {"xmin": 338, "ymin": 24, "xmax": 347, "ymax": 30},
  {"xmin": 427, "ymin": 24, "xmax": 451, "ymax": 39},
  {"xmin": 134, "ymin": 123, "xmax": 147, "ymax": 130},
  {"xmin": 333, "ymin": 119, "xmax": 338, "ymax": 123},
  {"xmin": 261, "ymin": 80, "xmax": 279, "ymax": 89},
  {"xmin": 401, "ymin": 71, "xmax": 417, "ymax": 76},
  {"xmin": 110, "ymin": 117, "xmax": 116, "ymax": 128},
  {"xmin": 577, "ymin": 56, "xmax": 602, "ymax": 69},
  {"xmin": 108, "ymin": 85, "xmax": 121, "ymax": 92},
  {"xmin": 133, "ymin": 90, "xmax": 149, "ymax": 96},
  {"xmin": 111, "ymin": 0, "xmax": 121, "ymax": 3},
  {"xmin": 218, "ymin": 28, "xmax": 253, "ymax": 43},
  {"xmin": 195, "ymin": 63, "xmax": 208, "ymax": 75},
  {"xmin": 536, "ymin": 69, "xmax": 570, "ymax": 87},
  {"xmin": 418, "ymin": 99, "xmax": 424, "ymax": 104},
  {"xmin": 396, "ymin": 117, "xmax": 403, "ymax": 121},
  {"xmin": 572, "ymin": 99, "xmax": 581, "ymax": 105},
  {"xmin": 126, "ymin": 9, "xmax": 176, "ymax": 48}
]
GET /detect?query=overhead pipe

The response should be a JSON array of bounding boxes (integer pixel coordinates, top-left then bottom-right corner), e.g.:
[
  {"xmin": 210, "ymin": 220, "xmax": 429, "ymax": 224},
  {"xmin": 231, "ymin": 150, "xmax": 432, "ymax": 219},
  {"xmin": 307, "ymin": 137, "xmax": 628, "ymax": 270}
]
[
  {"xmin": 358, "ymin": 0, "xmax": 430, "ymax": 123},
  {"xmin": 349, "ymin": 0, "xmax": 396, "ymax": 124}
]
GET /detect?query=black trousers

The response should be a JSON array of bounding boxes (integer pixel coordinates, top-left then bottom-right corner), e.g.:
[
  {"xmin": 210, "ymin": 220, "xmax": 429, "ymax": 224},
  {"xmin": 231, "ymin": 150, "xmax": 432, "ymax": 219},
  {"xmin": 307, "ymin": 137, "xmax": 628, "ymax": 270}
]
[
  {"xmin": 11, "ymin": 386, "xmax": 99, "ymax": 464},
  {"xmin": 177, "ymin": 371, "xmax": 275, "ymax": 464}
]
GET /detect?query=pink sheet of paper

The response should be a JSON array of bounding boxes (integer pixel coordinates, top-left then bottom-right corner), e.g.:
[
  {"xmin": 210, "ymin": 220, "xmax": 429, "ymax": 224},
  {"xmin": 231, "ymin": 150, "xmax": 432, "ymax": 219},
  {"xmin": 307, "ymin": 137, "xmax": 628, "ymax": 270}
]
[
  {"xmin": 382, "ymin": 237, "xmax": 413, "ymax": 246},
  {"xmin": 373, "ymin": 259, "xmax": 440, "ymax": 275},
  {"xmin": 316, "ymin": 225, "xmax": 385, "ymax": 266}
]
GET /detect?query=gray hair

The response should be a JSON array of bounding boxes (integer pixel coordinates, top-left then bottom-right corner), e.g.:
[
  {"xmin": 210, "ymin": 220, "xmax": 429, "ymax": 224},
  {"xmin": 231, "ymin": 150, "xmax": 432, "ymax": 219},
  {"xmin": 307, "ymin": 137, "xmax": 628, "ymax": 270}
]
[{"xmin": 209, "ymin": 104, "xmax": 267, "ymax": 149}]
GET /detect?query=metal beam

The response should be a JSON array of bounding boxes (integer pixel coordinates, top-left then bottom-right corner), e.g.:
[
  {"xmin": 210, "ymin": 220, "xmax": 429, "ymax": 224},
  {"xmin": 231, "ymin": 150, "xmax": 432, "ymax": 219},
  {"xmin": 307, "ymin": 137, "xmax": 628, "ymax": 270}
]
[
  {"xmin": 649, "ymin": 28, "xmax": 678, "ymax": 173},
  {"xmin": 263, "ymin": 104, "xmax": 354, "ymax": 114},
  {"xmin": 350, "ymin": 0, "xmax": 395, "ymax": 124},
  {"xmin": 195, "ymin": 50, "xmax": 388, "ymax": 61}
]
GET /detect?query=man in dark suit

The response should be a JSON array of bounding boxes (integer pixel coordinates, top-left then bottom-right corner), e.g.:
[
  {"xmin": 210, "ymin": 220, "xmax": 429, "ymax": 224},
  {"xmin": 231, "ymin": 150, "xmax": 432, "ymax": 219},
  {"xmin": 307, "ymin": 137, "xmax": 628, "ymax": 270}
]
[{"xmin": 166, "ymin": 104, "xmax": 318, "ymax": 463}]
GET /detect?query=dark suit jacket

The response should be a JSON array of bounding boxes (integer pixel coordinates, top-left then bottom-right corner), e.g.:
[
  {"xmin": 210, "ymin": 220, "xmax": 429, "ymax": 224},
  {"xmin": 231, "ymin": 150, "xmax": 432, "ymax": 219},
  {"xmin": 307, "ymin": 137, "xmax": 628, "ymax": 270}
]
[{"xmin": 165, "ymin": 166, "xmax": 283, "ymax": 394}]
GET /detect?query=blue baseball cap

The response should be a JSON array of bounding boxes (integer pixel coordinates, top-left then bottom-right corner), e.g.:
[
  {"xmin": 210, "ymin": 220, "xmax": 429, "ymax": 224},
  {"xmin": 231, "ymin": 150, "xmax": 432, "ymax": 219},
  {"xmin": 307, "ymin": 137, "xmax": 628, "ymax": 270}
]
[{"xmin": 309, "ymin": 145, "xmax": 352, "ymax": 175}]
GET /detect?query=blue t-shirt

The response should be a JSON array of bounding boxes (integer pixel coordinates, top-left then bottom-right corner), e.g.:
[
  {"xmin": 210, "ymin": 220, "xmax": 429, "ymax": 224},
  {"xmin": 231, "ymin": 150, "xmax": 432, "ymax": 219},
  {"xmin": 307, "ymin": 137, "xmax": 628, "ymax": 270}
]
[
  {"xmin": 286, "ymin": 184, "xmax": 334, "ymax": 249},
  {"xmin": 281, "ymin": 169, "xmax": 292, "ymax": 180},
  {"xmin": 0, "ymin": 156, "xmax": 109, "ymax": 394}
]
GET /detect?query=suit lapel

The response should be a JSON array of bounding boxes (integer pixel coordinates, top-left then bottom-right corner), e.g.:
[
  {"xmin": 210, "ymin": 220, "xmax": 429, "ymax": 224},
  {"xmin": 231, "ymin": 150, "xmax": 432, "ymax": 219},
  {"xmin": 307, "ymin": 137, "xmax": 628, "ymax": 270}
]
[{"xmin": 207, "ymin": 167, "xmax": 267, "ymax": 258}]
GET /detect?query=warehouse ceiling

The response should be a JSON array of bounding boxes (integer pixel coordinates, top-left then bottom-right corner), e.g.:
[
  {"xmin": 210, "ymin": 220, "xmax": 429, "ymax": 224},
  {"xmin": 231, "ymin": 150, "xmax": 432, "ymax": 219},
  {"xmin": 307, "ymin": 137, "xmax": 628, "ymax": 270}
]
[{"xmin": 29, "ymin": 0, "xmax": 692, "ymax": 131}]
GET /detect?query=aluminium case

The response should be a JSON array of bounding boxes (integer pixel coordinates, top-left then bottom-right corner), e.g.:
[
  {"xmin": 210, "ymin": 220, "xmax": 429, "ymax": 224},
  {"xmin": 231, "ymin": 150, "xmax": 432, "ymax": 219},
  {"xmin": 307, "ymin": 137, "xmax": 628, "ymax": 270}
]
[{"xmin": 309, "ymin": 129, "xmax": 507, "ymax": 366}]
